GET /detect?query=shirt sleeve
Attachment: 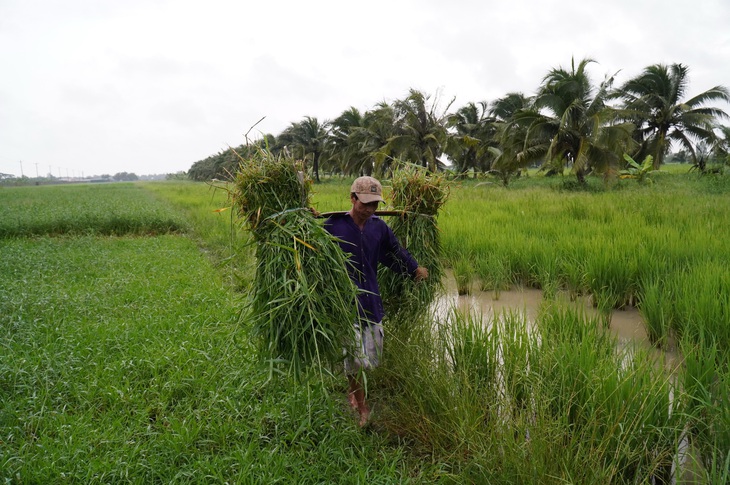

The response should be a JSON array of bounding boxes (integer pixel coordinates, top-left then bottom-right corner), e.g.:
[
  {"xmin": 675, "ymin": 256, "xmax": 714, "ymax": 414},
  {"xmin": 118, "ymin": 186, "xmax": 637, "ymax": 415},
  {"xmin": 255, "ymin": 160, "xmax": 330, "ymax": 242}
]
[{"xmin": 379, "ymin": 222, "xmax": 419, "ymax": 277}]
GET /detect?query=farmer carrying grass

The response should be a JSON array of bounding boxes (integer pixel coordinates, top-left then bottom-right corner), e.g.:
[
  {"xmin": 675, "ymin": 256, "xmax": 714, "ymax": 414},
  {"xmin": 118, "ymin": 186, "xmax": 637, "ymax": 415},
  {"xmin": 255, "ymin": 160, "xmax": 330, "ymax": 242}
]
[{"xmin": 324, "ymin": 176, "xmax": 428, "ymax": 427}]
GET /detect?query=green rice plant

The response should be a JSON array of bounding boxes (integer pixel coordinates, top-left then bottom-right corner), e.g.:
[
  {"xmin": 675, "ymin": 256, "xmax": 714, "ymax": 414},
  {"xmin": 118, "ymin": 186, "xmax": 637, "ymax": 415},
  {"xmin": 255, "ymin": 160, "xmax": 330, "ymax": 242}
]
[
  {"xmin": 704, "ymin": 450, "xmax": 730, "ymax": 485},
  {"xmin": 375, "ymin": 309, "xmax": 493, "ymax": 457},
  {"xmin": 452, "ymin": 254, "xmax": 474, "ymax": 295},
  {"xmin": 230, "ymin": 151, "xmax": 359, "ymax": 376},
  {"xmin": 679, "ymin": 336, "xmax": 730, "ymax": 479},
  {"xmin": 593, "ymin": 354, "xmax": 680, "ymax": 483},
  {"xmin": 142, "ymin": 181, "xmax": 244, "ymax": 246},
  {"xmin": 565, "ymin": 197, "xmax": 590, "ymax": 220},
  {"xmin": 380, "ymin": 163, "xmax": 449, "ymax": 324},
  {"xmin": 535, "ymin": 303, "xmax": 615, "ymax": 356},
  {"xmin": 671, "ymin": 261, "xmax": 730, "ymax": 354},
  {"xmin": 498, "ymin": 310, "xmax": 534, "ymax": 414},
  {"xmin": 531, "ymin": 305, "xmax": 614, "ymax": 429},
  {"xmin": 475, "ymin": 253, "xmax": 512, "ymax": 299},
  {"xmin": 558, "ymin": 253, "xmax": 588, "ymax": 301},
  {"xmin": 378, "ymin": 309, "xmax": 527, "ymax": 472},
  {"xmin": 529, "ymin": 304, "xmax": 683, "ymax": 483},
  {"xmin": 0, "ymin": 183, "xmax": 187, "ymax": 237},
  {"xmin": 446, "ymin": 307, "xmax": 501, "ymax": 396},
  {"xmin": 584, "ymin": 243, "xmax": 637, "ymax": 310},
  {"xmin": 593, "ymin": 289, "xmax": 617, "ymax": 328},
  {"xmin": 532, "ymin": 249, "xmax": 561, "ymax": 301},
  {"xmin": 505, "ymin": 236, "xmax": 541, "ymax": 288},
  {"xmin": 637, "ymin": 279, "xmax": 673, "ymax": 348}
]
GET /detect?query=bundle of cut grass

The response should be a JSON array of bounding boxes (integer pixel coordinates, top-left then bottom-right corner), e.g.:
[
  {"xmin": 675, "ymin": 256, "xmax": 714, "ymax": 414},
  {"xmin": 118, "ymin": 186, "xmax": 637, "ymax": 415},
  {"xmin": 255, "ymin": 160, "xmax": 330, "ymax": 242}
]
[
  {"xmin": 232, "ymin": 153, "xmax": 310, "ymax": 234},
  {"xmin": 379, "ymin": 162, "xmax": 449, "ymax": 326},
  {"xmin": 231, "ymin": 151, "xmax": 358, "ymax": 375}
]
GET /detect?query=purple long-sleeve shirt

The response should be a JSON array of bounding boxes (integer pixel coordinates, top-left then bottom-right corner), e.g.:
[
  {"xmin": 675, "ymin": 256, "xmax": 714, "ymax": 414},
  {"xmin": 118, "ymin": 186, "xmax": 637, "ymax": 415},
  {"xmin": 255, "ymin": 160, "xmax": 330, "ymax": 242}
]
[{"xmin": 324, "ymin": 213, "xmax": 419, "ymax": 325}]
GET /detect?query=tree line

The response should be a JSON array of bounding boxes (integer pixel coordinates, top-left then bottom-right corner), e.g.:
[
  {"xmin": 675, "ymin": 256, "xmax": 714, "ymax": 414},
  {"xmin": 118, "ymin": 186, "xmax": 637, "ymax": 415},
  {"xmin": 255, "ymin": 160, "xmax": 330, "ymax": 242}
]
[{"xmin": 188, "ymin": 59, "xmax": 730, "ymax": 184}]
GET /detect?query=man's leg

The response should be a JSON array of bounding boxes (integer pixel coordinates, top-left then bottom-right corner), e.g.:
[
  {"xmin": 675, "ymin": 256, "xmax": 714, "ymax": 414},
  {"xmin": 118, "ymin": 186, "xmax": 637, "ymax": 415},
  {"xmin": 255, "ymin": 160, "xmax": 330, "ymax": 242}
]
[
  {"xmin": 344, "ymin": 322, "xmax": 382, "ymax": 427},
  {"xmin": 347, "ymin": 373, "xmax": 370, "ymax": 427}
]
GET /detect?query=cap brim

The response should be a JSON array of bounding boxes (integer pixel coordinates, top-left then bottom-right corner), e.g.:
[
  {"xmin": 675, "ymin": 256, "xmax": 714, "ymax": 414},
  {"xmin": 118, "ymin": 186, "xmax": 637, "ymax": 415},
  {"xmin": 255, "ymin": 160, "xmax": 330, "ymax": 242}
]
[{"xmin": 356, "ymin": 193, "xmax": 384, "ymax": 203}]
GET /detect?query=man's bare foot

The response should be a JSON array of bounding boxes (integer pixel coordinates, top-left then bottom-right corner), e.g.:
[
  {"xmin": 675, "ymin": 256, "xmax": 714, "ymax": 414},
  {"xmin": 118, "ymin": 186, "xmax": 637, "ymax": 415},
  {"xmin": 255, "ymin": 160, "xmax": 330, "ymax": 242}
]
[
  {"xmin": 358, "ymin": 407, "xmax": 371, "ymax": 427},
  {"xmin": 348, "ymin": 392, "xmax": 358, "ymax": 410}
]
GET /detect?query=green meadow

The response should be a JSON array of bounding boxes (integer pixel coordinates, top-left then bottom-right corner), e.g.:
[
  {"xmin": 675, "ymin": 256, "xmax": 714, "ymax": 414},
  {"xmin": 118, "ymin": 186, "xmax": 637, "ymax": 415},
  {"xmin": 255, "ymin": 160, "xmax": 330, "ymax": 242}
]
[{"xmin": 1, "ymin": 173, "xmax": 728, "ymax": 483}]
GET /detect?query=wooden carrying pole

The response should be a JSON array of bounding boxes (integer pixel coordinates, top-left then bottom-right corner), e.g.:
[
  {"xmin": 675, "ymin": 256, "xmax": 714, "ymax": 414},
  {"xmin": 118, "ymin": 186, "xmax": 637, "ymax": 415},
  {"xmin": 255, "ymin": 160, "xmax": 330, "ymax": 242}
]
[{"xmin": 316, "ymin": 210, "xmax": 405, "ymax": 218}]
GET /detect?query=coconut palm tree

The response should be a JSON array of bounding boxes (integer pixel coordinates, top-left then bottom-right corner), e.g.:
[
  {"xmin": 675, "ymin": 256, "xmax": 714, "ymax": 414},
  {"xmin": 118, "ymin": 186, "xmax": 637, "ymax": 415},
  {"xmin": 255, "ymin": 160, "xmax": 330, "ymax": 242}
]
[
  {"xmin": 520, "ymin": 58, "xmax": 635, "ymax": 183},
  {"xmin": 488, "ymin": 93, "xmax": 536, "ymax": 185},
  {"xmin": 353, "ymin": 102, "xmax": 400, "ymax": 176},
  {"xmin": 445, "ymin": 101, "xmax": 497, "ymax": 177},
  {"xmin": 327, "ymin": 107, "xmax": 365, "ymax": 175},
  {"xmin": 278, "ymin": 116, "xmax": 329, "ymax": 182},
  {"xmin": 613, "ymin": 63, "xmax": 729, "ymax": 169},
  {"xmin": 383, "ymin": 89, "xmax": 454, "ymax": 172},
  {"xmin": 714, "ymin": 125, "xmax": 730, "ymax": 166}
]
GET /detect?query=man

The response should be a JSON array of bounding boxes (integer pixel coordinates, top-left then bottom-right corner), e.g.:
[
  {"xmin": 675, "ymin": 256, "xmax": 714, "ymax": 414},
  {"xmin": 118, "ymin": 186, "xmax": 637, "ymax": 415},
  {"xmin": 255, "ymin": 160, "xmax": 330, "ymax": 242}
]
[{"xmin": 324, "ymin": 176, "xmax": 428, "ymax": 427}]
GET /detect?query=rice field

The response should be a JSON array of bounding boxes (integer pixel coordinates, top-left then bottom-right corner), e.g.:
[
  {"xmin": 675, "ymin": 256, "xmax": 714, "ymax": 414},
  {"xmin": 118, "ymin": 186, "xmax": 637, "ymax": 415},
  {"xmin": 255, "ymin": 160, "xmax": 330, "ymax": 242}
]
[
  {"xmin": 0, "ymin": 183, "xmax": 187, "ymax": 237},
  {"xmin": 1, "ymin": 171, "xmax": 729, "ymax": 483}
]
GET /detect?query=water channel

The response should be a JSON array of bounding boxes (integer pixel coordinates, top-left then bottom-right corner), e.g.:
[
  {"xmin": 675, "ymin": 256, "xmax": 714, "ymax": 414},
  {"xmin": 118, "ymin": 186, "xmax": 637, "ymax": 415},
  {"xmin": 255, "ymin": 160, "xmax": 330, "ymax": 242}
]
[{"xmin": 433, "ymin": 272, "xmax": 681, "ymax": 371}]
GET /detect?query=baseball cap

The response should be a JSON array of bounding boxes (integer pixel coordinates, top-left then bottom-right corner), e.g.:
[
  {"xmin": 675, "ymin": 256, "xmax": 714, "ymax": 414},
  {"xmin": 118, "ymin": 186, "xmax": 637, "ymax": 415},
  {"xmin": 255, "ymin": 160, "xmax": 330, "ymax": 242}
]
[{"xmin": 350, "ymin": 176, "xmax": 385, "ymax": 203}]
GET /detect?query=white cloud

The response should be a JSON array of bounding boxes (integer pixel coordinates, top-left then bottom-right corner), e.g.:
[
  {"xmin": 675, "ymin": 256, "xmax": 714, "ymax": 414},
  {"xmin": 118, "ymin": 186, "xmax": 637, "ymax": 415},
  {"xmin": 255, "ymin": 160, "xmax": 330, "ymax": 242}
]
[{"xmin": 1, "ymin": 0, "xmax": 729, "ymax": 177}]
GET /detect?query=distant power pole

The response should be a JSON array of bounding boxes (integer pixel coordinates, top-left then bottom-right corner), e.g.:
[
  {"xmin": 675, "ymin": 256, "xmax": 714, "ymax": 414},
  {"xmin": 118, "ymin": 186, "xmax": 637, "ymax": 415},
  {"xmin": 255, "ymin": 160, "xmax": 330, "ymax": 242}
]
[
  {"xmin": 19, "ymin": 160, "xmax": 24, "ymax": 177},
  {"xmin": 35, "ymin": 163, "xmax": 39, "ymax": 178}
]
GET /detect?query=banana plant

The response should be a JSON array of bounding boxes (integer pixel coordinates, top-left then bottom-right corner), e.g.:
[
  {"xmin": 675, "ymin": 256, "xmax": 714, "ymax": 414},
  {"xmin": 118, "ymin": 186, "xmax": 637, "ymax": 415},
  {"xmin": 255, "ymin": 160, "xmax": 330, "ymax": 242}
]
[{"xmin": 620, "ymin": 153, "xmax": 656, "ymax": 183}]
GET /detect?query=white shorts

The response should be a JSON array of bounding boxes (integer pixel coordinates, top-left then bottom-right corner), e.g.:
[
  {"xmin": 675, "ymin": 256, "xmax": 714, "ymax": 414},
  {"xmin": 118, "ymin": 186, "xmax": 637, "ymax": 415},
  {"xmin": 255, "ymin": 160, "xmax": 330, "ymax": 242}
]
[{"xmin": 344, "ymin": 322, "xmax": 384, "ymax": 374}]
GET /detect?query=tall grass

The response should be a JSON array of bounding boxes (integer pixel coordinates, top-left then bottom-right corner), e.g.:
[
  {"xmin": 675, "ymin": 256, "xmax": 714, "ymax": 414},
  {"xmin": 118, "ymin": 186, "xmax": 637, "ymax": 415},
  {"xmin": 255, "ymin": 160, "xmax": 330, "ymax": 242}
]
[
  {"xmin": 680, "ymin": 336, "xmax": 730, "ymax": 480},
  {"xmin": 371, "ymin": 301, "xmax": 686, "ymax": 483},
  {"xmin": 451, "ymin": 253, "xmax": 475, "ymax": 295},
  {"xmin": 638, "ymin": 279, "xmax": 673, "ymax": 347}
]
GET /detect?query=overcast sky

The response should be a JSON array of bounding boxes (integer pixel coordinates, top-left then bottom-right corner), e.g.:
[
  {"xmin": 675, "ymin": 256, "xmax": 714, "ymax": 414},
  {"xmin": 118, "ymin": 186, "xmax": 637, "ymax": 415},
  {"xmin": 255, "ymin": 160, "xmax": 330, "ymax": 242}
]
[{"xmin": 2, "ymin": 0, "xmax": 729, "ymax": 178}]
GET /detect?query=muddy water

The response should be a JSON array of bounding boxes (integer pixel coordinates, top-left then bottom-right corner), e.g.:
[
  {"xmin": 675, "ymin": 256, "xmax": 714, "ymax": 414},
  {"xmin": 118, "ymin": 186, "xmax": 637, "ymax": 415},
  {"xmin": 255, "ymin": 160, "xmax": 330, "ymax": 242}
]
[{"xmin": 433, "ymin": 272, "xmax": 681, "ymax": 371}]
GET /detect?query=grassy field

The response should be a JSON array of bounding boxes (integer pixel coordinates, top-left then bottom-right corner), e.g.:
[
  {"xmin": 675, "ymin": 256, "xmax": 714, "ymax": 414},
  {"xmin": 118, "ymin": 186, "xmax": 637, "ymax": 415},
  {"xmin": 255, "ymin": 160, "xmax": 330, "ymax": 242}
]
[
  {"xmin": 0, "ymin": 183, "xmax": 188, "ymax": 238},
  {"xmin": 1, "ymin": 172, "xmax": 729, "ymax": 483},
  {"xmin": 0, "ymin": 184, "xmax": 426, "ymax": 483}
]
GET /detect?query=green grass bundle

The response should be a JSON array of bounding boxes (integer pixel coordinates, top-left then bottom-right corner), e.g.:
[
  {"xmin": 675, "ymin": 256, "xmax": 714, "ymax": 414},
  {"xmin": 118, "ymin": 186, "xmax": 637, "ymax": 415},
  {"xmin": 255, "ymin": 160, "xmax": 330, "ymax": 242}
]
[
  {"xmin": 231, "ymin": 151, "xmax": 358, "ymax": 375},
  {"xmin": 231, "ymin": 153, "xmax": 310, "ymax": 233},
  {"xmin": 379, "ymin": 163, "xmax": 449, "ymax": 325}
]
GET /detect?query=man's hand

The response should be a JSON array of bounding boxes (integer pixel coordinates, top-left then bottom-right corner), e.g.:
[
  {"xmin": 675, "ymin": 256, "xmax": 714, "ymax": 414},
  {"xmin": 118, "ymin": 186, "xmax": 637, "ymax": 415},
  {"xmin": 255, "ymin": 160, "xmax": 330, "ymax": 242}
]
[{"xmin": 414, "ymin": 266, "xmax": 428, "ymax": 282}]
